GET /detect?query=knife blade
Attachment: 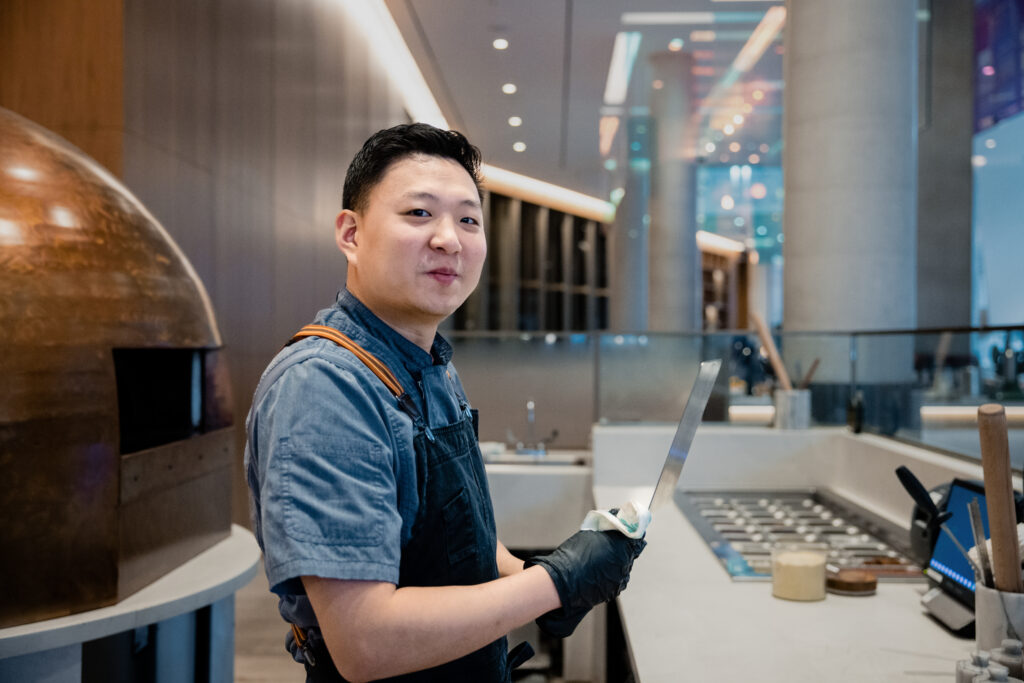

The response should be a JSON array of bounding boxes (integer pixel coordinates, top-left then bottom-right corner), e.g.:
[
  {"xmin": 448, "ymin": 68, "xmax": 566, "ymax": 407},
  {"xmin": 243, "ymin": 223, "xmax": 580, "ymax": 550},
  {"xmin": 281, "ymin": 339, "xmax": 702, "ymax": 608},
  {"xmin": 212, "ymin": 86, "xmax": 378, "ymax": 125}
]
[
  {"xmin": 969, "ymin": 496, "xmax": 995, "ymax": 588},
  {"xmin": 648, "ymin": 359, "xmax": 722, "ymax": 512}
]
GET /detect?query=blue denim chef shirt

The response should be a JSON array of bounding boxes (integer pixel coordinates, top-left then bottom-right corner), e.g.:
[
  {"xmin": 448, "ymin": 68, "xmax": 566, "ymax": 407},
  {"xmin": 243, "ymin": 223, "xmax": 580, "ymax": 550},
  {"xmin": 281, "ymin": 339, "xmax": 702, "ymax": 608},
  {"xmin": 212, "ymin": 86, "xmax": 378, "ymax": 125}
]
[{"xmin": 245, "ymin": 289, "xmax": 472, "ymax": 628}]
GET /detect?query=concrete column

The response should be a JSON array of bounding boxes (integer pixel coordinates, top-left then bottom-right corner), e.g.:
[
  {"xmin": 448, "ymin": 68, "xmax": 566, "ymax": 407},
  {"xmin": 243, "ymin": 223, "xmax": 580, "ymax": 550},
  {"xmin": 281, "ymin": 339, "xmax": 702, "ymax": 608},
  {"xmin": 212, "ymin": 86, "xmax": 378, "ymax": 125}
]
[
  {"xmin": 610, "ymin": 115, "xmax": 651, "ymax": 331},
  {"xmin": 783, "ymin": 0, "xmax": 918, "ymax": 388},
  {"xmin": 648, "ymin": 52, "xmax": 701, "ymax": 332},
  {"xmin": 917, "ymin": 0, "xmax": 973, "ymax": 329}
]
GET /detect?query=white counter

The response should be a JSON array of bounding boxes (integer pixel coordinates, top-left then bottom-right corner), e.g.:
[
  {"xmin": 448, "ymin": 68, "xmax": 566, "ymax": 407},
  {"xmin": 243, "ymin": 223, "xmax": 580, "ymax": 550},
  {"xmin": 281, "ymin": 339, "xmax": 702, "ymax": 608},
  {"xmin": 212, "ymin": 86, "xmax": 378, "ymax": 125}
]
[
  {"xmin": 0, "ymin": 524, "xmax": 261, "ymax": 682},
  {"xmin": 592, "ymin": 425, "xmax": 987, "ymax": 682}
]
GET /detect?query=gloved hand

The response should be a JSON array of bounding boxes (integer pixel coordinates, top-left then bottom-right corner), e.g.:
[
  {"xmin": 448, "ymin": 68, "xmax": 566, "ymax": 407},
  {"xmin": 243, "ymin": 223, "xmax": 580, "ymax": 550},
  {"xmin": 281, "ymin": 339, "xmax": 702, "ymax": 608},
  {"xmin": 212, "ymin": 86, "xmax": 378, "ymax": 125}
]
[{"xmin": 526, "ymin": 529, "xmax": 646, "ymax": 638}]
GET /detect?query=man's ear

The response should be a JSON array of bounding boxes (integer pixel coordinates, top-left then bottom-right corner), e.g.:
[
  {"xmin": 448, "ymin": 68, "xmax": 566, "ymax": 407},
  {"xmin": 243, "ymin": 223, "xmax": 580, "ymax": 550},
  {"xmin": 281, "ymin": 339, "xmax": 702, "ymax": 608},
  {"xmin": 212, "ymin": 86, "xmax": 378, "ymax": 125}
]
[{"xmin": 335, "ymin": 210, "xmax": 359, "ymax": 263}]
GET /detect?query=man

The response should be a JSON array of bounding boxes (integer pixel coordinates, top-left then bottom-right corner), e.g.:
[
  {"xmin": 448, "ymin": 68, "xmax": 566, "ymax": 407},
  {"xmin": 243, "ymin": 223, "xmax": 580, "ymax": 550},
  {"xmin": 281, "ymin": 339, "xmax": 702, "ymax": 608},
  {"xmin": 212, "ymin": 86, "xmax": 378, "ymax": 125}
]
[{"xmin": 245, "ymin": 123, "xmax": 645, "ymax": 682}]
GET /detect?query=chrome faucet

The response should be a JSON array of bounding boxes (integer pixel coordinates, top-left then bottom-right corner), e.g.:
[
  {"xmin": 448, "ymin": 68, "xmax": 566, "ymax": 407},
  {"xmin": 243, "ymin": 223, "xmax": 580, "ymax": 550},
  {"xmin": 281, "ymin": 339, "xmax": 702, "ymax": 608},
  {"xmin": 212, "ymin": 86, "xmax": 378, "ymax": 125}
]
[{"xmin": 510, "ymin": 398, "xmax": 558, "ymax": 456}]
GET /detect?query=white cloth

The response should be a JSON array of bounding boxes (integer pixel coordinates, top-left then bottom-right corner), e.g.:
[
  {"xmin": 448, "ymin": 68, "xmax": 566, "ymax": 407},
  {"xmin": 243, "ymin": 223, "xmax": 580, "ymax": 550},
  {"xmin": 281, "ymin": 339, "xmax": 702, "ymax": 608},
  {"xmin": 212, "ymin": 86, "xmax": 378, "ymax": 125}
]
[{"xmin": 580, "ymin": 500, "xmax": 651, "ymax": 539}]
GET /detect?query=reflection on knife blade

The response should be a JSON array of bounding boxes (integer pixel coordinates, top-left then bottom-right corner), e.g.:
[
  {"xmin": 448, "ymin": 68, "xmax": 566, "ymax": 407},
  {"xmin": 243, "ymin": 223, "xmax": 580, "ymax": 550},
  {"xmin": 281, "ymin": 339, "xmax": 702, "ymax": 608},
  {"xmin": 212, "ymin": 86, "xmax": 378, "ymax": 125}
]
[{"xmin": 648, "ymin": 359, "xmax": 722, "ymax": 513}]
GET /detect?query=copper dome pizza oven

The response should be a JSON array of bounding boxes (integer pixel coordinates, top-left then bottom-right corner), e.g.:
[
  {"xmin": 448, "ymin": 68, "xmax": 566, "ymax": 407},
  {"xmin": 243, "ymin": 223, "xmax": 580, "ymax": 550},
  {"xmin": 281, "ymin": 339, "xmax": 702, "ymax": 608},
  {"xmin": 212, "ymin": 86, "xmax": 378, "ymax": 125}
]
[{"xmin": 0, "ymin": 107, "xmax": 234, "ymax": 627}]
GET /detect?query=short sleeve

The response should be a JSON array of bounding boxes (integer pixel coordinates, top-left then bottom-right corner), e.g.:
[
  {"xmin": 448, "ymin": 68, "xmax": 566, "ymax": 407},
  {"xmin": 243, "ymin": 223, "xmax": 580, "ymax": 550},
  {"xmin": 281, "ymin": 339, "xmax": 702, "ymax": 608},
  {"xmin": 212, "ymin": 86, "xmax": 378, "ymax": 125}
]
[{"xmin": 251, "ymin": 354, "xmax": 404, "ymax": 594}]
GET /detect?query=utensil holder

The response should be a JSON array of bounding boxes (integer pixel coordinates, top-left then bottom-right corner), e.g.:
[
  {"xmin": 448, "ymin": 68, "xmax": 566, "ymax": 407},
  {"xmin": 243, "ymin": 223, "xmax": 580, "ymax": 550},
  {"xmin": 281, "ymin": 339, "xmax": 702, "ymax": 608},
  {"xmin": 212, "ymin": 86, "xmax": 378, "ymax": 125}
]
[
  {"xmin": 774, "ymin": 389, "xmax": 811, "ymax": 429},
  {"xmin": 976, "ymin": 584, "xmax": 1024, "ymax": 651}
]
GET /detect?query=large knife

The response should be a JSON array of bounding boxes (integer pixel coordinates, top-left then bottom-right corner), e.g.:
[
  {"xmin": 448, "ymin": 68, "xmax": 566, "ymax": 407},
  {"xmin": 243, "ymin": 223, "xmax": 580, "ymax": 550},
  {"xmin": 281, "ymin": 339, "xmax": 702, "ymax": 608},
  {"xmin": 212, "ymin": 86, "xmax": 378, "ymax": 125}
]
[{"xmin": 649, "ymin": 359, "xmax": 722, "ymax": 512}]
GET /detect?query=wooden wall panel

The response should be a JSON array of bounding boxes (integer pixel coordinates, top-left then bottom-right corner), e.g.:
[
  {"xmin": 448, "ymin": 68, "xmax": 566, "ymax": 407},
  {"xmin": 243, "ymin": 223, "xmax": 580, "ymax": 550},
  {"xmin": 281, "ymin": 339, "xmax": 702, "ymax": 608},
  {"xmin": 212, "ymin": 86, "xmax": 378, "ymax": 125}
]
[
  {"xmin": 122, "ymin": 0, "xmax": 406, "ymax": 523},
  {"xmin": 0, "ymin": 0, "xmax": 124, "ymax": 175}
]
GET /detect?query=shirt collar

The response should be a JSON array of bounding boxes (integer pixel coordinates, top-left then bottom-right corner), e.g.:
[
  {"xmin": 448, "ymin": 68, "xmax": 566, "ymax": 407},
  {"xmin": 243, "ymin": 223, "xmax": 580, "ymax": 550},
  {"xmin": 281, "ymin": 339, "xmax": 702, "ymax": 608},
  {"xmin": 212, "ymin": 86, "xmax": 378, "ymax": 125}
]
[{"xmin": 332, "ymin": 289, "xmax": 453, "ymax": 372}]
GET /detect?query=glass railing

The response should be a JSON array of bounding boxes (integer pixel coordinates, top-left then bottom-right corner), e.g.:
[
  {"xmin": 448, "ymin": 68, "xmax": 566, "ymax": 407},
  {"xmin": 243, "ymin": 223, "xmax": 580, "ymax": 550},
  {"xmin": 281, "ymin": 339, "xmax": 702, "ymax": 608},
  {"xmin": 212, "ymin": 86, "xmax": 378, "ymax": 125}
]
[{"xmin": 448, "ymin": 325, "xmax": 1024, "ymax": 465}]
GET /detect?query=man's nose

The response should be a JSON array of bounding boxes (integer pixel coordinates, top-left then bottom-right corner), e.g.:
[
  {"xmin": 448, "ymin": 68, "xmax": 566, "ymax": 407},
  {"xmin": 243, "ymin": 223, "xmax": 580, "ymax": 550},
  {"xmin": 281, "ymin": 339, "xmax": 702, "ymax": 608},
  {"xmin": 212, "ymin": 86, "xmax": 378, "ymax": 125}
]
[{"xmin": 430, "ymin": 216, "xmax": 461, "ymax": 253}]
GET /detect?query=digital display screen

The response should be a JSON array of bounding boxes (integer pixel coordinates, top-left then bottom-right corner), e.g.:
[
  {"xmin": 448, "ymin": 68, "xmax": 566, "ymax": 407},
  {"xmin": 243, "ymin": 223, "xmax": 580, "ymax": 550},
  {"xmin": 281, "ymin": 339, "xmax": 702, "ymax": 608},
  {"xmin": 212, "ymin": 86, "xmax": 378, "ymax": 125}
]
[{"xmin": 927, "ymin": 480, "xmax": 989, "ymax": 608}]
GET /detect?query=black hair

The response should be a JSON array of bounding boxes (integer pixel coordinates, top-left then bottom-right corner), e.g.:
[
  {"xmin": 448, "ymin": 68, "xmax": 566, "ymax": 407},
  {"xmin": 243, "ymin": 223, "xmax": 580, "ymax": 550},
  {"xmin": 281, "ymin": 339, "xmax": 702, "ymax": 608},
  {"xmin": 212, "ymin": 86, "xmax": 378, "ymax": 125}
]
[{"xmin": 342, "ymin": 123, "xmax": 483, "ymax": 212}]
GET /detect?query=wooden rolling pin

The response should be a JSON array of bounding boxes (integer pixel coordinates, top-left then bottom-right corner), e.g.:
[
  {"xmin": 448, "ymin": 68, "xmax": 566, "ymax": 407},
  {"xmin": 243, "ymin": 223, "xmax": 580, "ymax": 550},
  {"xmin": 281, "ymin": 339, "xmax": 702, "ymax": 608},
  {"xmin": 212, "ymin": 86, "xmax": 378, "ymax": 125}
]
[
  {"xmin": 978, "ymin": 403, "xmax": 1023, "ymax": 593},
  {"xmin": 750, "ymin": 312, "xmax": 793, "ymax": 390}
]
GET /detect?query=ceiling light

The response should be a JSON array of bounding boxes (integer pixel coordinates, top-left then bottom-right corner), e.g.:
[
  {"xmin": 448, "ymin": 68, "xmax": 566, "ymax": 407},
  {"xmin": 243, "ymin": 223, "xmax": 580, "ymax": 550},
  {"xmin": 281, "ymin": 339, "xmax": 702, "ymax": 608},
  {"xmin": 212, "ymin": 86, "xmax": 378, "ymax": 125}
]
[
  {"xmin": 759, "ymin": 143, "xmax": 770, "ymax": 153},
  {"xmin": 513, "ymin": 142, "xmax": 527, "ymax": 152},
  {"xmin": 599, "ymin": 116, "xmax": 620, "ymax": 156},
  {"xmin": 604, "ymin": 158, "xmax": 617, "ymax": 171},
  {"xmin": 623, "ymin": 12, "xmax": 714, "ymax": 24},
  {"xmin": 339, "ymin": 0, "xmax": 447, "ymax": 127},
  {"xmin": 669, "ymin": 38, "xmax": 685, "ymax": 51},
  {"xmin": 719, "ymin": 153, "xmax": 729, "ymax": 163},
  {"xmin": 972, "ymin": 155, "xmax": 988, "ymax": 167},
  {"xmin": 622, "ymin": 11, "xmax": 766, "ymax": 25},
  {"xmin": 604, "ymin": 32, "xmax": 642, "ymax": 105},
  {"xmin": 502, "ymin": 83, "xmax": 517, "ymax": 94},
  {"xmin": 733, "ymin": 114, "xmax": 745, "ymax": 124},
  {"xmin": 690, "ymin": 30, "xmax": 717, "ymax": 42},
  {"xmin": 985, "ymin": 138, "xmax": 996, "ymax": 149},
  {"xmin": 732, "ymin": 7, "xmax": 785, "ymax": 72},
  {"xmin": 720, "ymin": 195, "xmax": 735, "ymax": 210},
  {"xmin": 729, "ymin": 142, "xmax": 741, "ymax": 152},
  {"xmin": 508, "ymin": 116, "xmax": 522, "ymax": 127},
  {"xmin": 344, "ymin": 2, "xmax": 616, "ymax": 224},
  {"xmin": 753, "ymin": 89, "xmax": 765, "ymax": 100},
  {"xmin": 742, "ymin": 103, "xmax": 753, "ymax": 113},
  {"xmin": 493, "ymin": 38, "xmax": 509, "ymax": 50},
  {"xmin": 723, "ymin": 124, "xmax": 735, "ymax": 135},
  {"xmin": 705, "ymin": 142, "xmax": 716, "ymax": 153},
  {"xmin": 748, "ymin": 153, "xmax": 761, "ymax": 164},
  {"xmin": 697, "ymin": 230, "xmax": 745, "ymax": 256},
  {"xmin": 652, "ymin": 79, "xmax": 664, "ymax": 90},
  {"xmin": 483, "ymin": 165, "xmax": 615, "ymax": 223}
]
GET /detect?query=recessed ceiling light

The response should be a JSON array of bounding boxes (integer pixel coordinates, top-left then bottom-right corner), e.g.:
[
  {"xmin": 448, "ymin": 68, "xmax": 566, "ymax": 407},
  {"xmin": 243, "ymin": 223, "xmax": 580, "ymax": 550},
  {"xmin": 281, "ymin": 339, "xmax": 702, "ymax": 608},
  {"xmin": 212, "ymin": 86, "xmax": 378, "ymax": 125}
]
[
  {"xmin": 652, "ymin": 79, "xmax": 664, "ymax": 90},
  {"xmin": 704, "ymin": 142, "xmax": 716, "ymax": 153},
  {"xmin": 502, "ymin": 83, "xmax": 517, "ymax": 94},
  {"xmin": 729, "ymin": 142, "xmax": 741, "ymax": 152},
  {"xmin": 759, "ymin": 143, "xmax": 770, "ymax": 153},
  {"xmin": 493, "ymin": 38, "xmax": 509, "ymax": 50},
  {"xmin": 723, "ymin": 124, "xmax": 735, "ymax": 135},
  {"xmin": 508, "ymin": 116, "xmax": 523, "ymax": 127},
  {"xmin": 668, "ymin": 38, "xmax": 684, "ymax": 51},
  {"xmin": 513, "ymin": 141, "xmax": 527, "ymax": 152},
  {"xmin": 733, "ymin": 114, "xmax": 745, "ymax": 124},
  {"xmin": 752, "ymin": 89, "xmax": 765, "ymax": 100},
  {"xmin": 748, "ymin": 154, "xmax": 761, "ymax": 164},
  {"xmin": 985, "ymin": 138, "xmax": 996, "ymax": 149},
  {"xmin": 690, "ymin": 30, "xmax": 716, "ymax": 42}
]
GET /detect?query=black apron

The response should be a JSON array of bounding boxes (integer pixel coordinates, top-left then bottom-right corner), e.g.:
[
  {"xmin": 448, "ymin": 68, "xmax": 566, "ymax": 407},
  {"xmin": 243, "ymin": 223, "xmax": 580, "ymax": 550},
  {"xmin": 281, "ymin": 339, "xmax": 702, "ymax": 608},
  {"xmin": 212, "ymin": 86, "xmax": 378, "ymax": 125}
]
[{"xmin": 282, "ymin": 325, "xmax": 532, "ymax": 683}]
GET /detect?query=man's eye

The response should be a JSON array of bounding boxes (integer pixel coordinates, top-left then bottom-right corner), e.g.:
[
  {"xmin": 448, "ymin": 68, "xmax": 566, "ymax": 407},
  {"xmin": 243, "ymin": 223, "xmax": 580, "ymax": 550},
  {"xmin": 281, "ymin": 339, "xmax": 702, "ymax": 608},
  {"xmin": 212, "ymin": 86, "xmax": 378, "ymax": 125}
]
[{"xmin": 408, "ymin": 209, "xmax": 430, "ymax": 217}]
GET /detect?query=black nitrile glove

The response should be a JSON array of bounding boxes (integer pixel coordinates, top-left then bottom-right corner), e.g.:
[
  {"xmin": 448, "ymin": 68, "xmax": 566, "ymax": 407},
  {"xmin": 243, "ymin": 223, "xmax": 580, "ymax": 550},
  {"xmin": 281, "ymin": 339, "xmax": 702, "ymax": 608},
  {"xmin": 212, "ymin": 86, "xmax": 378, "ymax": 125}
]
[{"xmin": 527, "ymin": 530, "xmax": 646, "ymax": 638}]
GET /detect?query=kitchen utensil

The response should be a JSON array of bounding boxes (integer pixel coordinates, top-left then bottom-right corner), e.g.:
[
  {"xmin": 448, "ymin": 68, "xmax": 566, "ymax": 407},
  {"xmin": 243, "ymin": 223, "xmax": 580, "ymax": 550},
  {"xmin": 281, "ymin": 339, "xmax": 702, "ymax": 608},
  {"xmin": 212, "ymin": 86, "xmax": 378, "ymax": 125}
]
[
  {"xmin": 750, "ymin": 312, "xmax": 792, "ymax": 391},
  {"xmin": 940, "ymin": 523, "xmax": 984, "ymax": 579},
  {"xmin": 895, "ymin": 464, "xmax": 953, "ymax": 563},
  {"xmin": 978, "ymin": 403, "xmax": 1023, "ymax": 593},
  {"xmin": 798, "ymin": 358, "xmax": 820, "ymax": 389},
  {"xmin": 648, "ymin": 359, "xmax": 722, "ymax": 513},
  {"xmin": 970, "ymin": 497, "xmax": 996, "ymax": 588}
]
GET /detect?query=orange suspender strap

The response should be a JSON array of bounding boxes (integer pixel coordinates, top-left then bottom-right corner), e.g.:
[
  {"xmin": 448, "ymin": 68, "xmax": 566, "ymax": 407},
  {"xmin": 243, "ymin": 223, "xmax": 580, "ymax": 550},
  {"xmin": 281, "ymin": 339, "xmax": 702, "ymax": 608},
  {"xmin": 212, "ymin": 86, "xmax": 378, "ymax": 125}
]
[{"xmin": 288, "ymin": 324, "xmax": 405, "ymax": 398}]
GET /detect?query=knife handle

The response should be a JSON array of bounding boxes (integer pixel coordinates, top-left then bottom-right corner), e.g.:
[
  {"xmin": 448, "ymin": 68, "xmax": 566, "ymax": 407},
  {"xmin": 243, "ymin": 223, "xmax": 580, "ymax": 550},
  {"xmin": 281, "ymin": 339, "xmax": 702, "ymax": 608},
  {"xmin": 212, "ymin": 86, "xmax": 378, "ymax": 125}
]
[{"xmin": 979, "ymin": 403, "xmax": 1023, "ymax": 593}]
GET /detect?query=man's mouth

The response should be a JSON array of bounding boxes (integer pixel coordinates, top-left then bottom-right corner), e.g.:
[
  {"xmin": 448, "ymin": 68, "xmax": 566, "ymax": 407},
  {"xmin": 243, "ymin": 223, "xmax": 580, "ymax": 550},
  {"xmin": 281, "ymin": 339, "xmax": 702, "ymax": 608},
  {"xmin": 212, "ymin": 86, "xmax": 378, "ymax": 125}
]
[{"xmin": 426, "ymin": 267, "xmax": 459, "ymax": 283}]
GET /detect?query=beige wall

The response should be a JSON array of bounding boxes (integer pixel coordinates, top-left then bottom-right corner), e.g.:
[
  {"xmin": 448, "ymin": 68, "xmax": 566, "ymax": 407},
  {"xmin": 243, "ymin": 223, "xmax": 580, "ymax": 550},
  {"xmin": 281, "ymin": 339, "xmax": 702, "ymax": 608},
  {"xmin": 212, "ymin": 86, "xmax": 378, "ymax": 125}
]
[
  {"xmin": 120, "ymin": 0, "xmax": 407, "ymax": 523},
  {"xmin": 0, "ymin": 0, "xmax": 124, "ymax": 175}
]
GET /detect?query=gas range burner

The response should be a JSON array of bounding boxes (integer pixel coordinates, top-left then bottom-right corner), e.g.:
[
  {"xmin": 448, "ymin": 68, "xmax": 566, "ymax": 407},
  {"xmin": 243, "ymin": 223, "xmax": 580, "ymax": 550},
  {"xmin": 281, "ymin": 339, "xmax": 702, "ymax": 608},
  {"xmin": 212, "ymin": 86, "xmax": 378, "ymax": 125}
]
[{"xmin": 675, "ymin": 489, "xmax": 924, "ymax": 582}]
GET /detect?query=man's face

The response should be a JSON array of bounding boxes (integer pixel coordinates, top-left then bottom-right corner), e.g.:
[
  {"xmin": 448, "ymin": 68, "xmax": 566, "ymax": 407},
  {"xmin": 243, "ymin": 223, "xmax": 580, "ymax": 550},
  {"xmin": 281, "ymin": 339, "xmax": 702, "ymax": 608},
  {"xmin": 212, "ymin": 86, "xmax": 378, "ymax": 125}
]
[{"xmin": 337, "ymin": 154, "xmax": 486, "ymax": 336}]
